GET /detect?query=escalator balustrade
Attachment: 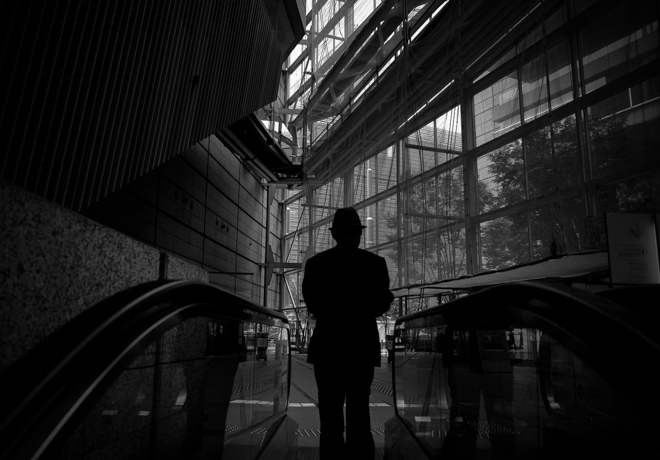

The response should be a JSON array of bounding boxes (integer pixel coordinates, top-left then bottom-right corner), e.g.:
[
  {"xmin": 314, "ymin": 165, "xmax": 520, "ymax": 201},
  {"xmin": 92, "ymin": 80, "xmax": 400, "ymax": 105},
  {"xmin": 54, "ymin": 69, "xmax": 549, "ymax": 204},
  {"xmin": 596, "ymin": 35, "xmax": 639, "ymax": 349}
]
[
  {"xmin": 0, "ymin": 280, "xmax": 296, "ymax": 460},
  {"xmin": 385, "ymin": 281, "xmax": 659, "ymax": 459}
]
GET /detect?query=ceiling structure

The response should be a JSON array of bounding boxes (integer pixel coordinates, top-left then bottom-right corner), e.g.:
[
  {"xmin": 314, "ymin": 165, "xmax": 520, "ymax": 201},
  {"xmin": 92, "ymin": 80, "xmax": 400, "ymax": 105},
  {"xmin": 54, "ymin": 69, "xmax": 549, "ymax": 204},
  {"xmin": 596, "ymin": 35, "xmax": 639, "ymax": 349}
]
[{"xmin": 296, "ymin": 0, "xmax": 565, "ymax": 183}]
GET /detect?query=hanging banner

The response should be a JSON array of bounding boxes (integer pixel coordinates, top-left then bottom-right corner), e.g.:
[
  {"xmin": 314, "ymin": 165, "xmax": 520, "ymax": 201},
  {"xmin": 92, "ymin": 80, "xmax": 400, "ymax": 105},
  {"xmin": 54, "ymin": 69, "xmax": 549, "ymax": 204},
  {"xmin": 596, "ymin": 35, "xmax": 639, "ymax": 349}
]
[{"xmin": 605, "ymin": 213, "xmax": 660, "ymax": 284}]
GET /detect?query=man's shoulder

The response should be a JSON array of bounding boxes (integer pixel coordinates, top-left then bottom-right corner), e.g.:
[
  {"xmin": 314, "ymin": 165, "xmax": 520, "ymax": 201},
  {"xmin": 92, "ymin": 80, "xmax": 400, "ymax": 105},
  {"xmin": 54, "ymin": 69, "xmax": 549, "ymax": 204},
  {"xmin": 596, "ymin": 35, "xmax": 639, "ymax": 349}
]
[
  {"xmin": 305, "ymin": 248, "xmax": 338, "ymax": 268},
  {"xmin": 307, "ymin": 246, "xmax": 386, "ymax": 265},
  {"xmin": 356, "ymin": 247, "xmax": 386, "ymax": 263},
  {"xmin": 307, "ymin": 247, "xmax": 336, "ymax": 261}
]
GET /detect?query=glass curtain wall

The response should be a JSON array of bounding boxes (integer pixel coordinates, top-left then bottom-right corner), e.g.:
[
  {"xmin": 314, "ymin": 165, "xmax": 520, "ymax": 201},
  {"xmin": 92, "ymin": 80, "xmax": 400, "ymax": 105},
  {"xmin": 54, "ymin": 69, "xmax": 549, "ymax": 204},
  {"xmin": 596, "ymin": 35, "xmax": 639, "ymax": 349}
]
[
  {"xmin": 282, "ymin": 0, "xmax": 660, "ymax": 318},
  {"xmin": 471, "ymin": 0, "xmax": 659, "ymax": 270}
]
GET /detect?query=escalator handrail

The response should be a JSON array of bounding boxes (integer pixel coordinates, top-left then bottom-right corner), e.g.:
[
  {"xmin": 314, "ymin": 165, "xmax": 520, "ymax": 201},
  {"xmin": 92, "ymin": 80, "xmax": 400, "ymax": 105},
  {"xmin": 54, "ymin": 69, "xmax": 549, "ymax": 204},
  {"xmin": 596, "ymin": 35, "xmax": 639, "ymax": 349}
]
[
  {"xmin": 391, "ymin": 281, "xmax": 660, "ymax": 422},
  {"xmin": 394, "ymin": 281, "xmax": 657, "ymax": 350},
  {"xmin": 0, "ymin": 280, "xmax": 289, "ymax": 460}
]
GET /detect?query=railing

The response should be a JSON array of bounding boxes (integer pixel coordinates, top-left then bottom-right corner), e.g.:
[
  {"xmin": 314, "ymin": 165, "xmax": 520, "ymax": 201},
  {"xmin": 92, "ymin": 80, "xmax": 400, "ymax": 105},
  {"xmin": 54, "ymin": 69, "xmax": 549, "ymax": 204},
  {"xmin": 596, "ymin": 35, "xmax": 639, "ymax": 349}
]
[
  {"xmin": 0, "ymin": 280, "xmax": 295, "ymax": 460},
  {"xmin": 385, "ymin": 281, "xmax": 660, "ymax": 459}
]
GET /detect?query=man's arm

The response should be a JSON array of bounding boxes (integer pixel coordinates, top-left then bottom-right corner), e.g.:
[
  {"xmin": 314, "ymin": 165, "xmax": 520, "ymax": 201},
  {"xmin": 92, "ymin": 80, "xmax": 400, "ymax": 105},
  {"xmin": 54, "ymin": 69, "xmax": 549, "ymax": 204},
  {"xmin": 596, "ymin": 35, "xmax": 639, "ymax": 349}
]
[{"xmin": 302, "ymin": 257, "xmax": 326, "ymax": 317}]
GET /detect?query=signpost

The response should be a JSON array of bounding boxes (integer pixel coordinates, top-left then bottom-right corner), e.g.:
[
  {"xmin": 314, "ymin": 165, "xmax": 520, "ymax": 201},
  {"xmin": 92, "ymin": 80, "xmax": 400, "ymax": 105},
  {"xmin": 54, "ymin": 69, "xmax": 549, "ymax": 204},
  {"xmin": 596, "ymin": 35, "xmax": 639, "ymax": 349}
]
[{"xmin": 605, "ymin": 213, "xmax": 660, "ymax": 284}]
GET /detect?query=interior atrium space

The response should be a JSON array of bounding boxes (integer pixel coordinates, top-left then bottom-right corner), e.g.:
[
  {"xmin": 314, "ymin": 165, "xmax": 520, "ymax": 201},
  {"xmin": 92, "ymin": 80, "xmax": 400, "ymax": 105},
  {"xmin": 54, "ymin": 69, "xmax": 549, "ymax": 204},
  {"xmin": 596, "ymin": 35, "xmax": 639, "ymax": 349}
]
[
  {"xmin": 1, "ymin": 0, "xmax": 659, "ymax": 351},
  {"xmin": 1, "ymin": 1, "xmax": 659, "ymax": 458},
  {"xmin": 276, "ymin": 0, "xmax": 659, "ymax": 329}
]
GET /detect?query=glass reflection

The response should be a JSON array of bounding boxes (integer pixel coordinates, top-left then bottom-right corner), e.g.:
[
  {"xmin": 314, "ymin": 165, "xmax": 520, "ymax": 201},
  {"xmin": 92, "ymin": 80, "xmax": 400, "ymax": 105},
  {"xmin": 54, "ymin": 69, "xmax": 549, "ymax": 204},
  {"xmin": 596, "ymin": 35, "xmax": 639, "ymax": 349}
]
[
  {"xmin": 393, "ymin": 318, "xmax": 644, "ymax": 459},
  {"xmin": 580, "ymin": 2, "xmax": 659, "ymax": 94},
  {"xmin": 47, "ymin": 316, "xmax": 289, "ymax": 460},
  {"xmin": 474, "ymin": 72, "xmax": 521, "ymax": 147}
]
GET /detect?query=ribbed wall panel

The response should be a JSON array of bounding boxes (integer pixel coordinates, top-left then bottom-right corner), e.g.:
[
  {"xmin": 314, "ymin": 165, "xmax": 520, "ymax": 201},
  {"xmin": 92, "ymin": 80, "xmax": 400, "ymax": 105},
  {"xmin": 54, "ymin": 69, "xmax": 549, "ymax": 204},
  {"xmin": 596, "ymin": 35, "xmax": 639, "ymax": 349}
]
[{"xmin": 0, "ymin": 0, "xmax": 283, "ymax": 211}]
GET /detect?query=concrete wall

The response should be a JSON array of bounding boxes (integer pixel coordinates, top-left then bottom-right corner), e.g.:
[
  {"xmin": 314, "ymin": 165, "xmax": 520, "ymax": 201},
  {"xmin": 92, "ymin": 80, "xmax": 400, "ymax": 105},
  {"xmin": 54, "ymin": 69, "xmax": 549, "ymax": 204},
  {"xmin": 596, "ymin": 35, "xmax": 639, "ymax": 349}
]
[
  {"xmin": 0, "ymin": 181, "xmax": 208, "ymax": 372},
  {"xmin": 1, "ymin": 132, "xmax": 287, "ymax": 372}
]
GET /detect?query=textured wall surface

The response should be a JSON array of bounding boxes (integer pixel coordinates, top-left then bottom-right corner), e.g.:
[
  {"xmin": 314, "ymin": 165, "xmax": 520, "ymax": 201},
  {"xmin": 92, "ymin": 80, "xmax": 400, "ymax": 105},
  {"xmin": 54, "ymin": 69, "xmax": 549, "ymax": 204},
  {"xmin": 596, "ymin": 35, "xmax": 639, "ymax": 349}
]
[
  {"xmin": 0, "ymin": 0, "xmax": 283, "ymax": 212},
  {"xmin": 0, "ymin": 181, "xmax": 208, "ymax": 372},
  {"xmin": 83, "ymin": 134, "xmax": 283, "ymax": 307}
]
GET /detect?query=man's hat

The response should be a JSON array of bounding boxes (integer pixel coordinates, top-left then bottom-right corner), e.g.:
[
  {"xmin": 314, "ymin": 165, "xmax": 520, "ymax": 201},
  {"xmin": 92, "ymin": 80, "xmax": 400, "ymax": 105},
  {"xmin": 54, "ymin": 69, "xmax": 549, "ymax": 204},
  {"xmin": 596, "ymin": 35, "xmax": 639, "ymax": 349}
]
[{"xmin": 330, "ymin": 207, "xmax": 367, "ymax": 230}]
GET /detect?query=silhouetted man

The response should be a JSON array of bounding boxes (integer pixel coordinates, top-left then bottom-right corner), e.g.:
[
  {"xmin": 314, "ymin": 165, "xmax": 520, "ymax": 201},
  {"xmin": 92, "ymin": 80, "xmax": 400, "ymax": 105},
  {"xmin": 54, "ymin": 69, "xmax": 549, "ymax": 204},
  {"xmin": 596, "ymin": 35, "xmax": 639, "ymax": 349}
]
[{"xmin": 302, "ymin": 207, "xmax": 394, "ymax": 459}]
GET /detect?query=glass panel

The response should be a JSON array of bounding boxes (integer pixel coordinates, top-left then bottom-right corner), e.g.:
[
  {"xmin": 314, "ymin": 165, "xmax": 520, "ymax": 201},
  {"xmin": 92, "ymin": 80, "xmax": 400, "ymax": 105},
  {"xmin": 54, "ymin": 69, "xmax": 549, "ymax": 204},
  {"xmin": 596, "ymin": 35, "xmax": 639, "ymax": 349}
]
[
  {"xmin": 437, "ymin": 226, "xmax": 467, "ymax": 281},
  {"xmin": 365, "ymin": 158, "xmax": 377, "ymax": 199},
  {"xmin": 313, "ymin": 223, "xmax": 333, "ymax": 253},
  {"xmin": 474, "ymin": 47, "xmax": 516, "ymax": 83},
  {"xmin": 522, "ymin": 53, "xmax": 549, "ymax": 121},
  {"xmin": 285, "ymin": 198, "xmax": 307, "ymax": 235},
  {"xmin": 438, "ymin": 166, "xmax": 464, "ymax": 219},
  {"xmin": 394, "ymin": 323, "xmax": 448, "ymax": 455},
  {"xmin": 409, "ymin": 122, "xmax": 436, "ymax": 150},
  {"xmin": 588, "ymin": 77, "xmax": 660, "ymax": 179},
  {"xmin": 561, "ymin": 194, "xmax": 587, "ymax": 255},
  {"xmin": 377, "ymin": 194, "xmax": 398, "ymax": 246},
  {"xmin": 574, "ymin": 0, "xmax": 598, "ymax": 15},
  {"xmin": 475, "ymin": 8, "xmax": 564, "ymax": 84},
  {"xmin": 284, "ymin": 272, "xmax": 302, "ymax": 310},
  {"xmin": 397, "ymin": 166, "xmax": 465, "ymax": 282},
  {"xmin": 525, "ymin": 125, "xmax": 553, "ymax": 198},
  {"xmin": 355, "ymin": 0, "xmax": 377, "ymax": 26},
  {"xmin": 404, "ymin": 122, "xmax": 437, "ymax": 179},
  {"xmin": 379, "ymin": 244, "xmax": 400, "ymax": 289},
  {"xmin": 436, "ymin": 106, "xmax": 463, "ymax": 158},
  {"xmin": 517, "ymin": 23, "xmax": 544, "ymax": 54},
  {"xmin": 312, "ymin": 178, "xmax": 344, "ymax": 223},
  {"xmin": 50, "ymin": 347, "xmax": 156, "ymax": 458},
  {"xmin": 530, "ymin": 196, "xmax": 585, "ymax": 260},
  {"xmin": 521, "ymin": 40, "xmax": 572, "ymax": 122},
  {"xmin": 422, "ymin": 232, "xmax": 439, "ymax": 283},
  {"xmin": 354, "ymin": 158, "xmax": 378, "ymax": 204},
  {"xmin": 474, "ymin": 71, "xmax": 521, "ymax": 147},
  {"xmin": 376, "ymin": 146, "xmax": 397, "ymax": 193},
  {"xmin": 477, "ymin": 140, "xmax": 526, "ymax": 213},
  {"xmin": 287, "ymin": 43, "xmax": 304, "ymax": 67},
  {"xmin": 526, "ymin": 115, "xmax": 581, "ymax": 199},
  {"xmin": 47, "ymin": 316, "xmax": 290, "ymax": 459},
  {"xmin": 406, "ymin": 179, "xmax": 437, "ymax": 236},
  {"xmin": 354, "ymin": 162, "xmax": 367, "ymax": 203},
  {"xmin": 630, "ymin": 74, "xmax": 660, "ymax": 107},
  {"xmin": 404, "ymin": 233, "xmax": 435, "ymax": 285},
  {"xmin": 479, "ymin": 212, "xmax": 530, "ymax": 270},
  {"xmin": 588, "ymin": 108, "xmax": 629, "ymax": 181},
  {"xmin": 593, "ymin": 172, "xmax": 660, "ymax": 215},
  {"xmin": 550, "ymin": 115, "xmax": 581, "ymax": 189},
  {"xmin": 408, "ymin": 146, "xmax": 436, "ymax": 178},
  {"xmin": 394, "ymin": 314, "xmax": 645, "ymax": 459},
  {"xmin": 545, "ymin": 7, "xmax": 566, "ymax": 36},
  {"xmin": 284, "ymin": 232, "xmax": 308, "ymax": 264},
  {"xmin": 547, "ymin": 40, "xmax": 573, "ymax": 110},
  {"xmin": 156, "ymin": 319, "xmax": 208, "ymax": 454},
  {"xmin": 362, "ymin": 204, "xmax": 377, "ymax": 248},
  {"xmin": 224, "ymin": 321, "xmax": 290, "ymax": 457},
  {"xmin": 580, "ymin": 2, "xmax": 659, "ymax": 94}
]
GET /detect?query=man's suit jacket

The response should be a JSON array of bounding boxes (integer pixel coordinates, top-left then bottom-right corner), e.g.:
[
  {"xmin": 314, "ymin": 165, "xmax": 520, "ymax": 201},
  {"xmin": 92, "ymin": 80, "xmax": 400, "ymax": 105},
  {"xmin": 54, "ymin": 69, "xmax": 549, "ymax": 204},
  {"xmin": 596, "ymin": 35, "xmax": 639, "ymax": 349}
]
[{"xmin": 302, "ymin": 242, "xmax": 394, "ymax": 367}]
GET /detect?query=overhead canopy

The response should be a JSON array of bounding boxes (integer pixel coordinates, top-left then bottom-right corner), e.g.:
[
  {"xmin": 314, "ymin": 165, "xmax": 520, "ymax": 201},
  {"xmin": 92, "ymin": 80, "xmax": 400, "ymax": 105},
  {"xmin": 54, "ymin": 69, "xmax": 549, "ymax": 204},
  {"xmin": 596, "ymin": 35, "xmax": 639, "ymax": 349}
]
[
  {"xmin": 217, "ymin": 113, "xmax": 302, "ymax": 184},
  {"xmin": 391, "ymin": 251, "xmax": 610, "ymax": 298}
]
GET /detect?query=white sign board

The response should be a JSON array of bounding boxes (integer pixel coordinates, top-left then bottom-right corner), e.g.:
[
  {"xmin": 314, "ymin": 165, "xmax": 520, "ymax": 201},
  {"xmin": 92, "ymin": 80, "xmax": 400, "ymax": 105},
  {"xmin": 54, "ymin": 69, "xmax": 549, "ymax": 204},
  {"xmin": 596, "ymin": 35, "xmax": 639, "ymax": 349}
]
[{"xmin": 606, "ymin": 213, "xmax": 660, "ymax": 284}]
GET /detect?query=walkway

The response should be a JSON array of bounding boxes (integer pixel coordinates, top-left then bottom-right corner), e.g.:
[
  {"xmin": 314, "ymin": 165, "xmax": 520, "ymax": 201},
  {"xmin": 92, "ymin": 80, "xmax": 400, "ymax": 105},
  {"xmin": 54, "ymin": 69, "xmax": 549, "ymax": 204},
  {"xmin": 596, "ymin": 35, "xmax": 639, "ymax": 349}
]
[{"xmin": 288, "ymin": 353, "xmax": 395, "ymax": 460}]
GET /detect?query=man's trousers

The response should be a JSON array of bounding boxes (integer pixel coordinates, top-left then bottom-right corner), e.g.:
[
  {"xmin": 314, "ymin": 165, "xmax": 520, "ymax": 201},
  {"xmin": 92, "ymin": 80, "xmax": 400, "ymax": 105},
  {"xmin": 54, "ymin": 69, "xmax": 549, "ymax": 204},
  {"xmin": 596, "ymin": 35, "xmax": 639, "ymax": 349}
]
[{"xmin": 313, "ymin": 362, "xmax": 376, "ymax": 459}]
